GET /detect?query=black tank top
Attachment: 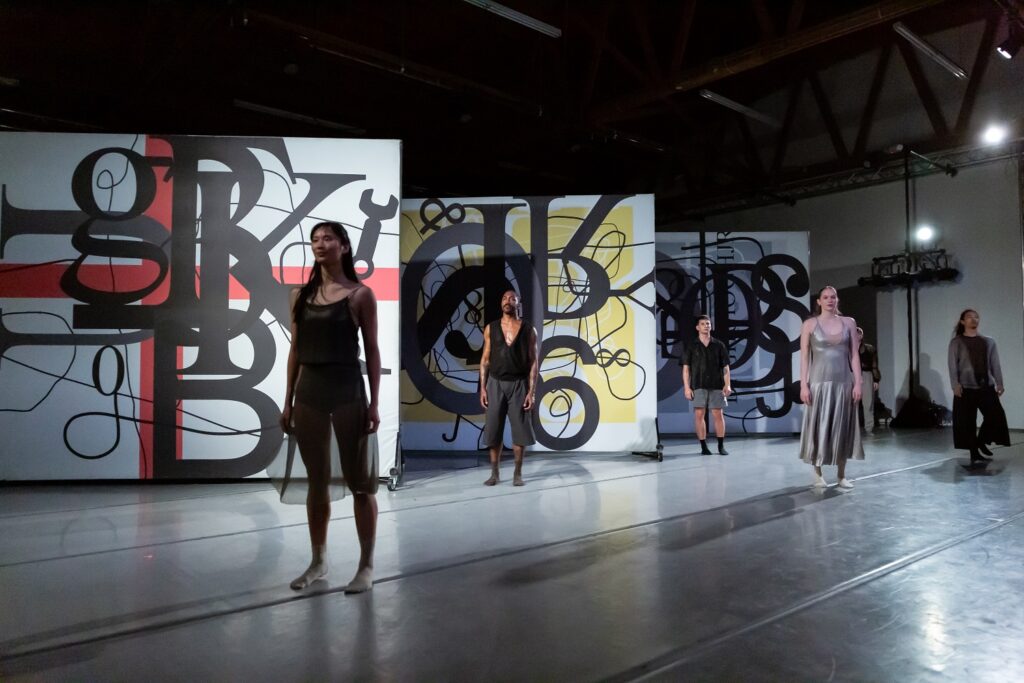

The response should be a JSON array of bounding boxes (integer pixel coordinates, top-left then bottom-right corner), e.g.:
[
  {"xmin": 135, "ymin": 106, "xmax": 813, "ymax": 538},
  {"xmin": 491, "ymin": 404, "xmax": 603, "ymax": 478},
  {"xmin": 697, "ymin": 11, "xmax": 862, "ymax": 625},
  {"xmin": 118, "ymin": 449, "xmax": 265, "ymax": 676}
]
[
  {"xmin": 296, "ymin": 295, "xmax": 361, "ymax": 365},
  {"xmin": 489, "ymin": 319, "xmax": 532, "ymax": 380}
]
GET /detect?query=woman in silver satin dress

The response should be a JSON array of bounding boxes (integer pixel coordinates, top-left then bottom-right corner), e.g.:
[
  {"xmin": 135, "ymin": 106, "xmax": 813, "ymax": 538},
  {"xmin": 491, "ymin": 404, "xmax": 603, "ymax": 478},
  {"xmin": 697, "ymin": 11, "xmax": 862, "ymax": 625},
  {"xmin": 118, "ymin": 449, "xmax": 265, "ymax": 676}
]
[{"xmin": 798, "ymin": 286, "xmax": 864, "ymax": 489}]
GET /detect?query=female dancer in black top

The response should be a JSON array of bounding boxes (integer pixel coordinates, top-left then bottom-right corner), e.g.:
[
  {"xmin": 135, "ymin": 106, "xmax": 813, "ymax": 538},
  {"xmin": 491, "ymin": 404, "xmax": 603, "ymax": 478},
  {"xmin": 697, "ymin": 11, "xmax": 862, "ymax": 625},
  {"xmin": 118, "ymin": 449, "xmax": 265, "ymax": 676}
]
[{"xmin": 279, "ymin": 221, "xmax": 381, "ymax": 592}]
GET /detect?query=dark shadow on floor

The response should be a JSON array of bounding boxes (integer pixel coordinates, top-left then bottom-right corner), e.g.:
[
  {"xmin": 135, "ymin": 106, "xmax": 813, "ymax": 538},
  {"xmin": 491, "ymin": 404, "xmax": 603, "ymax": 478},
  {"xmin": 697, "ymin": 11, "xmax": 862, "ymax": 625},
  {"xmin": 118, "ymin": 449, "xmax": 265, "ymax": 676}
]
[
  {"xmin": 494, "ymin": 485, "xmax": 844, "ymax": 586},
  {"xmin": 921, "ymin": 460, "xmax": 1006, "ymax": 483}
]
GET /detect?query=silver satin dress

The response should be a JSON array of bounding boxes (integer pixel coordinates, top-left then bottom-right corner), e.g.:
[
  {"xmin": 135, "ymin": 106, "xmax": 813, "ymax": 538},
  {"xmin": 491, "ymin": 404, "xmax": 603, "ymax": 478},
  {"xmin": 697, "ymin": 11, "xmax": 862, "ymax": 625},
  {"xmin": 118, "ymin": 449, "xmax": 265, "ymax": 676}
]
[{"xmin": 798, "ymin": 320, "xmax": 864, "ymax": 466}]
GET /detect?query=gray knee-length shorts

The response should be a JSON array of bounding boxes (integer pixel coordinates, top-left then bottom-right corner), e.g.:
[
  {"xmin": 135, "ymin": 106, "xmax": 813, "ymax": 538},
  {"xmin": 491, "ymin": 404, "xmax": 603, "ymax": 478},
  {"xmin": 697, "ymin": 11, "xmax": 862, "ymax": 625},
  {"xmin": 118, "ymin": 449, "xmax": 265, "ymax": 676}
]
[{"xmin": 482, "ymin": 376, "xmax": 536, "ymax": 448}]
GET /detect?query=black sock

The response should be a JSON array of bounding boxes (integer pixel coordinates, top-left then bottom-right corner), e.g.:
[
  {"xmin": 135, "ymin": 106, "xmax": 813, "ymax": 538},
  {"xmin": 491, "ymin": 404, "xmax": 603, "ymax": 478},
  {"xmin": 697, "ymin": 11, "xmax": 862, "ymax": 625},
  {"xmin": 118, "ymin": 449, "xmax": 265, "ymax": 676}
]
[
  {"xmin": 699, "ymin": 439, "xmax": 712, "ymax": 454},
  {"xmin": 717, "ymin": 437, "xmax": 724, "ymax": 448}
]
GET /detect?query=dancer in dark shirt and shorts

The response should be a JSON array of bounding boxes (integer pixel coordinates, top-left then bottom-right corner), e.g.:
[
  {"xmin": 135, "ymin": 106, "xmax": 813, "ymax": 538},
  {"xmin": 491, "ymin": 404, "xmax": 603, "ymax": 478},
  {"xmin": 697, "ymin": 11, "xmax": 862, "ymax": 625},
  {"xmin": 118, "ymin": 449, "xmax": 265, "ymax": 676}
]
[
  {"xmin": 480, "ymin": 289, "xmax": 539, "ymax": 486},
  {"xmin": 681, "ymin": 315, "xmax": 732, "ymax": 455}
]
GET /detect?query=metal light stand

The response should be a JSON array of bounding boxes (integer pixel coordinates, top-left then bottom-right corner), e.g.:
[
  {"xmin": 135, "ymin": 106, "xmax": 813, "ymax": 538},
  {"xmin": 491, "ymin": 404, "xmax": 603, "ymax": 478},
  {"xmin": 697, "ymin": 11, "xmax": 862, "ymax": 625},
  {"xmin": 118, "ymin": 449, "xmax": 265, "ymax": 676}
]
[
  {"xmin": 857, "ymin": 148, "xmax": 958, "ymax": 428},
  {"xmin": 382, "ymin": 431, "xmax": 404, "ymax": 491},
  {"xmin": 632, "ymin": 417, "xmax": 665, "ymax": 462}
]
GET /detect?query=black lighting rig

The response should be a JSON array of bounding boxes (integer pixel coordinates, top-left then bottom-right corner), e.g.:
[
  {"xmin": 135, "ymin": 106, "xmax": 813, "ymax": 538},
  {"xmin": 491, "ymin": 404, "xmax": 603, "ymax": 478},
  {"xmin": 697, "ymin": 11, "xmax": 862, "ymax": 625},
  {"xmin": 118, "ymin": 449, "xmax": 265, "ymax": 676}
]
[
  {"xmin": 857, "ymin": 249, "xmax": 959, "ymax": 288},
  {"xmin": 858, "ymin": 147, "xmax": 962, "ymax": 427}
]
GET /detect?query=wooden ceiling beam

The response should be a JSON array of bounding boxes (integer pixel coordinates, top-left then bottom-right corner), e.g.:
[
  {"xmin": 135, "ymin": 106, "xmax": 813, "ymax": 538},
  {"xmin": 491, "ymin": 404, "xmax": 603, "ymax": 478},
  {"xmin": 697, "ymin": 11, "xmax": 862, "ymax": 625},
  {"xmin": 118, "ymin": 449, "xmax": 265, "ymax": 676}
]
[
  {"xmin": 771, "ymin": 78, "xmax": 804, "ymax": 174},
  {"xmin": 737, "ymin": 114, "xmax": 766, "ymax": 176},
  {"xmin": 581, "ymin": 2, "xmax": 612, "ymax": 112},
  {"xmin": 669, "ymin": 0, "xmax": 698, "ymax": 77},
  {"xmin": 751, "ymin": 0, "xmax": 778, "ymax": 40},
  {"xmin": 785, "ymin": 0, "xmax": 806, "ymax": 34},
  {"xmin": 243, "ymin": 10, "xmax": 542, "ymax": 116},
  {"xmin": 592, "ymin": 0, "xmax": 948, "ymax": 124},
  {"xmin": 895, "ymin": 39, "xmax": 950, "ymax": 137},
  {"xmin": 955, "ymin": 14, "xmax": 997, "ymax": 134},
  {"xmin": 632, "ymin": 1, "xmax": 664, "ymax": 83},
  {"xmin": 701, "ymin": 117, "xmax": 729, "ymax": 190},
  {"xmin": 807, "ymin": 72, "xmax": 849, "ymax": 159},
  {"xmin": 853, "ymin": 42, "xmax": 893, "ymax": 158},
  {"xmin": 572, "ymin": 7, "xmax": 652, "ymax": 87}
]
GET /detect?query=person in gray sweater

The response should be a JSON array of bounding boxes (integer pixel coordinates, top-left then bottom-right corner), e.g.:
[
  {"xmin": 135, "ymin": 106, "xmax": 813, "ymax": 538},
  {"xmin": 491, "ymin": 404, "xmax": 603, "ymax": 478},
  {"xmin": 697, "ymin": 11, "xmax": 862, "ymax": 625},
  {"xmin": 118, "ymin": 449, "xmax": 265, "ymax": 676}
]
[{"xmin": 947, "ymin": 309, "xmax": 1010, "ymax": 467}]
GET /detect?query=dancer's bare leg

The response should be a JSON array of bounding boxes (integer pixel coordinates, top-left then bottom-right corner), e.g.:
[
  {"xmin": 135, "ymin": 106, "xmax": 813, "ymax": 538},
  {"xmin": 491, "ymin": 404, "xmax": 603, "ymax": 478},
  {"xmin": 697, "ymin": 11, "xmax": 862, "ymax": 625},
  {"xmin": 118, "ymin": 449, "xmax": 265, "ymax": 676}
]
[
  {"xmin": 290, "ymin": 403, "xmax": 332, "ymax": 589},
  {"xmin": 694, "ymin": 408, "xmax": 712, "ymax": 454},
  {"xmin": 484, "ymin": 445, "xmax": 501, "ymax": 485},
  {"xmin": 712, "ymin": 409, "xmax": 726, "ymax": 437},
  {"xmin": 694, "ymin": 408, "xmax": 707, "ymax": 441},
  {"xmin": 512, "ymin": 445, "xmax": 526, "ymax": 486},
  {"xmin": 812, "ymin": 463, "xmax": 827, "ymax": 487},
  {"xmin": 308, "ymin": 501, "xmax": 330, "ymax": 547},
  {"xmin": 345, "ymin": 493, "xmax": 377, "ymax": 593},
  {"xmin": 836, "ymin": 459, "xmax": 854, "ymax": 488},
  {"xmin": 712, "ymin": 408, "xmax": 728, "ymax": 454}
]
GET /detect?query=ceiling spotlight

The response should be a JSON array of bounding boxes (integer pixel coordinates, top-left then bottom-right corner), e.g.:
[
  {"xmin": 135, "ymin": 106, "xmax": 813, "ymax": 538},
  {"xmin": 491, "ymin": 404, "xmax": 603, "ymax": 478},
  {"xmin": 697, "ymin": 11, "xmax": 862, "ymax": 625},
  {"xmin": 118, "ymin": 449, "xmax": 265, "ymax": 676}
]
[
  {"xmin": 997, "ymin": 30, "xmax": 1021, "ymax": 59},
  {"xmin": 915, "ymin": 225, "xmax": 935, "ymax": 243},
  {"xmin": 893, "ymin": 22, "xmax": 968, "ymax": 80},
  {"xmin": 982, "ymin": 124, "xmax": 1008, "ymax": 145}
]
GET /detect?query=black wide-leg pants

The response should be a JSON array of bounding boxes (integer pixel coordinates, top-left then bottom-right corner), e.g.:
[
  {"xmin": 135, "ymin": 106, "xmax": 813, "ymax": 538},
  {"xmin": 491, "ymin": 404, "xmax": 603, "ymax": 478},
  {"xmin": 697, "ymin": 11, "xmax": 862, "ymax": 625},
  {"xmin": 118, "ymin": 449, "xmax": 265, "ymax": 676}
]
[{"xmin": 952, "ymin": 386, "xmax": 1010, "ymax": 450}]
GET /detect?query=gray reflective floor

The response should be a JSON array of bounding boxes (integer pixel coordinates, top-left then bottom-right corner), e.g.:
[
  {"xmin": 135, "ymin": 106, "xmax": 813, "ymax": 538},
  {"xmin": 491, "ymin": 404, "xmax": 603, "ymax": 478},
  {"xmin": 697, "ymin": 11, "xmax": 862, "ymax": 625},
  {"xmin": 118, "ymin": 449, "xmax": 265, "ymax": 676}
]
[{"xmin": 2, "ymin": 429, "xmax": 1022, "ymax": 682}]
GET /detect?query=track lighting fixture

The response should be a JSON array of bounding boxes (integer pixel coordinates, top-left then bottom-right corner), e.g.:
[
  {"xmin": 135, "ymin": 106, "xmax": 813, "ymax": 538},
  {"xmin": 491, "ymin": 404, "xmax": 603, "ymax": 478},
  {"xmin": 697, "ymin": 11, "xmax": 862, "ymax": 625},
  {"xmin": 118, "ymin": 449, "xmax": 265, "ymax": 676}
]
[
  {"xmin": 996, "ymin": 28, "xmax": 1021, "ymax": 59},
  {"xmin": 893, "ymin": 22, "xmax": 968, "ymax": 80}
]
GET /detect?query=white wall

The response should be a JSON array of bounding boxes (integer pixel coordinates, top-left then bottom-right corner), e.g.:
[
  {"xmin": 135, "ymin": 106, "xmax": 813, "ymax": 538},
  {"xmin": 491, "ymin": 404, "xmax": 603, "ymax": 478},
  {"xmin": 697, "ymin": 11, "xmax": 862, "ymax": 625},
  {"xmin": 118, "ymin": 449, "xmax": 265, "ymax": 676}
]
[{"xmin": 674, "ymin": 158, "xmax": 1024, "ymax": 428}]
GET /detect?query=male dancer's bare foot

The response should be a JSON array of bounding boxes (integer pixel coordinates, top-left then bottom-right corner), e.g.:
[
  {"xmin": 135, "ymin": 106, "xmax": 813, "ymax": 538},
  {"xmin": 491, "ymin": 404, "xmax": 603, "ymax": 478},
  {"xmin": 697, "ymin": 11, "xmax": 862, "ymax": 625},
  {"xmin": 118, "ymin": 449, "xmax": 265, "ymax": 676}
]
[
  {"xmin": 513, "ymin": 473, "xmax": 524, "ymax": 486},
  {"xmin": 484, "ymin": 473, "xmax": 499, "ymax": 486}
]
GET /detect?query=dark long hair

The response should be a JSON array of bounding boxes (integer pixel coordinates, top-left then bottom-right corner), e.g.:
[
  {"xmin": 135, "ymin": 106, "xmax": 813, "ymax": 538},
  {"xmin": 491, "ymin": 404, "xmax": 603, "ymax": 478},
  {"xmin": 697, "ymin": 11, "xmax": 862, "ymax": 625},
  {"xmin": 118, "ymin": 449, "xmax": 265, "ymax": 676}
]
[
  {"xmin": 292, "ymin": 221, "xmax": 359, "ymax": 323},
  {"xmin": 954, "ymin": 308, "xmax": 977, "ymax": 337}
]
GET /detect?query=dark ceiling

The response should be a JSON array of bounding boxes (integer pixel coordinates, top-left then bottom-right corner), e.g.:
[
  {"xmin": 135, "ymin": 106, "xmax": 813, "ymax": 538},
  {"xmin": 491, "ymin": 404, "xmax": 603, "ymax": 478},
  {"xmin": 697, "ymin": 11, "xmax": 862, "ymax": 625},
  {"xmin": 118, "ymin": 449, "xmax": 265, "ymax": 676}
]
[{"xmin": 1, "ymin": 0, "xmax": 1022, "ymax": 223}]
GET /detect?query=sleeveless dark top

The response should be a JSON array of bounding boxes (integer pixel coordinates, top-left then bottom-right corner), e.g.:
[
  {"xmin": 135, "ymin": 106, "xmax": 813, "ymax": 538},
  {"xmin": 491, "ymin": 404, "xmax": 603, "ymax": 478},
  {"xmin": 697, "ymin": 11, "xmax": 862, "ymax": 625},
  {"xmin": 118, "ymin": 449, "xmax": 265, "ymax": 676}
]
[
  {"xmin": 296, "ymin": 295, "xmax": 361, "ymax": 365},
  {"xmin": 489, "ymin": 319, "xmax": 532, "ymax": 380}
]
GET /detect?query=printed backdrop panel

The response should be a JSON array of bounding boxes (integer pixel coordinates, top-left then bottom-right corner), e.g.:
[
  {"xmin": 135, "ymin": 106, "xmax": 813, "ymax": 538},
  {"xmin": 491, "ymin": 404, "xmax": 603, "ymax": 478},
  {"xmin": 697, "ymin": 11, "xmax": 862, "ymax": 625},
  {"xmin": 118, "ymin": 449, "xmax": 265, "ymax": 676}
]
[
  {"xmin": 401, "ymin": 195, "xmax": 657, "ymax": 452},
  {"xmin": 0, "ymin": 133, "xmax": 401, "ymax": 480},
  {"xmin": 656, "ymin": 232, "xmax": 810, "ymax": 434}
]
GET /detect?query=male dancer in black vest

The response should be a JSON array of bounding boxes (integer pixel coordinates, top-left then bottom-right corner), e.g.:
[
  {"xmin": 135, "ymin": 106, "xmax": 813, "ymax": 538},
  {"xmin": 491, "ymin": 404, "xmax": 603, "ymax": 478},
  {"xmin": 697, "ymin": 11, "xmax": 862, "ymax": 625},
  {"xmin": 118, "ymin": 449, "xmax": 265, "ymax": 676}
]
[{"xmin": 480, "ymin": 289, "xmax": 539, "ymax": 486}]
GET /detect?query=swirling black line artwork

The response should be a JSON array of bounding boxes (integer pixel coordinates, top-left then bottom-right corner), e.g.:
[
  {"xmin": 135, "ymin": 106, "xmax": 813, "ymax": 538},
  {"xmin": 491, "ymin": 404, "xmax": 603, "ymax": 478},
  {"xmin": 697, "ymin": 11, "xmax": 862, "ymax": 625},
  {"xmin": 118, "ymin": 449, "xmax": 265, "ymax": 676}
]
[
  {"xmin": 0, "ymin": 133, "xmax": 401, "ymax": 480},
  {"xmin": 655, "ymin": 231, "xmax": 811, "ymax": 434},
  {"xmin": 400, "ymin": 194, "xmax": 658, "ymax": 452}
]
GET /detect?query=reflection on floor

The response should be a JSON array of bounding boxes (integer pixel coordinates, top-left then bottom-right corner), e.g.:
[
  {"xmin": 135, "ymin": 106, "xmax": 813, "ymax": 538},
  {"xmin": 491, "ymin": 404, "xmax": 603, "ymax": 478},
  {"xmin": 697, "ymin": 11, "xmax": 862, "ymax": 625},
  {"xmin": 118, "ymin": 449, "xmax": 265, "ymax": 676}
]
[{"xmin": 1, "ymin": 429, "xmax": 1022, "ymax": 681}]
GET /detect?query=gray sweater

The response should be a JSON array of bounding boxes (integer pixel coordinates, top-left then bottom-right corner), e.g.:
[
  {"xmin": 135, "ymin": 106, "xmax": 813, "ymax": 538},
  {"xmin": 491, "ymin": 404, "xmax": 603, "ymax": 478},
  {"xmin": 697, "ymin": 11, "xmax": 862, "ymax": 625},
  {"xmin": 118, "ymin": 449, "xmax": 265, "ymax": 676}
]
[{"xmin": 947, "ymin": 335, "xmax": 1003, "ymax": 390}]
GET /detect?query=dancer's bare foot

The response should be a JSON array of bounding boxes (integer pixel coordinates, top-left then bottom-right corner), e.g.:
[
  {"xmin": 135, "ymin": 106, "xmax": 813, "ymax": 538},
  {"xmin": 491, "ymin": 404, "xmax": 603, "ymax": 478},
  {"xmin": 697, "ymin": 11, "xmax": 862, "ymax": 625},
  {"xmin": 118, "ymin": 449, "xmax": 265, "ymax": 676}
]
[
  {"xmin": 343, "ymin": 566, "xmax": 373, "ymax": 594},
  {"xmin": 513, "ymin": 473, "xmax": 524, "ymax": 486},
  {"xmin": 289, "ymin": 561, "xmax": 328, "ymax": 590},
  {"xmin": 484, "ymin": 474, "xmax": 499, "ymax": 486}
]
